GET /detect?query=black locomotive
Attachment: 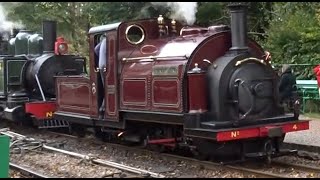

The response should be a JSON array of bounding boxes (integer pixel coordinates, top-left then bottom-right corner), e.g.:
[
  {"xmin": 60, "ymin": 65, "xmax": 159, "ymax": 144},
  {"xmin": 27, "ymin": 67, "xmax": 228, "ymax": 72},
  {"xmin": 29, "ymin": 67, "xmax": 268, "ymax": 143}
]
[{"xmin": 0, "ymin": 20, "xmax": 85, "ymax": 126}]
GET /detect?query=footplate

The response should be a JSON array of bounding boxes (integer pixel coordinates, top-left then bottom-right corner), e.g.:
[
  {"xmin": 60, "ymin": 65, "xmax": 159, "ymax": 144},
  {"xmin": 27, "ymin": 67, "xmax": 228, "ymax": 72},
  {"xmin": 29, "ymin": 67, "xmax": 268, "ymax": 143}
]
[{"xmin": 36, "ymin": 119, "xmax": 70, "ymax": 129}]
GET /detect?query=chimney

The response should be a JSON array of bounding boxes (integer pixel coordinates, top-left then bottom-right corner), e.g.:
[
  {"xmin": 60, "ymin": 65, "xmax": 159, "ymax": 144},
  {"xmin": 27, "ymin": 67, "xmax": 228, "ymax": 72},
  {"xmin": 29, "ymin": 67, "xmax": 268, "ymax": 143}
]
[
  {"xmin": 42, "ymin": 20, "xmax": 57, "ymax": 53},
  {"xmin": 228, "ymin": 2, "xmax": 248, "ymax": 53},
  {"xmin": 11, "ymin": 28, "xmax": 20, "ymax": 38}
]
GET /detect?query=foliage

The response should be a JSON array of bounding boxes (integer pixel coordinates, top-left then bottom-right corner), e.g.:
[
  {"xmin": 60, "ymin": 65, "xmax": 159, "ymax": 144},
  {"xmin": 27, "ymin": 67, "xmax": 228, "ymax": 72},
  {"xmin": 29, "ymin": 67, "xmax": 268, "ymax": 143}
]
[
  {"xmin": 6, "ymin": 2, "xmax": 90, "ymax": 58},
  {"xmin": 195, "ymin": 2, "xmax": 227, "ymax": 26},
  {"xmin": 4, "ymin": 2, "xmax": 320, "ymax": 80},
  {"xmin": 265, "ymin": 2, "xmax": 320, "ymax": 79}
]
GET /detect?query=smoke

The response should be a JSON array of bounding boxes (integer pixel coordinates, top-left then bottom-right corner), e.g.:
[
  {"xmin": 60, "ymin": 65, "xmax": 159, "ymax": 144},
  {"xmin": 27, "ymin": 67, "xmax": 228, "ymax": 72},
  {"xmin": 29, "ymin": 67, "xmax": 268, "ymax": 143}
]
[
  {"xmin": 151, "ymin": 2, "xmax": 198, "ymax": 25},
  {"xmin": 0, "ymin": 2, "xmax": 24, "ymax": 34}
]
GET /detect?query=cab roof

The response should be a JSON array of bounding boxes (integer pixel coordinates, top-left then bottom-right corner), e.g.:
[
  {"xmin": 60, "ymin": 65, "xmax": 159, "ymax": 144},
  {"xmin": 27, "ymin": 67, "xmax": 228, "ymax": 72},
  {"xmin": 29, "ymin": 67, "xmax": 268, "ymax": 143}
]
[{"xmin": 88, "ymin": 22, "xmax": 121, "ymax": 34}]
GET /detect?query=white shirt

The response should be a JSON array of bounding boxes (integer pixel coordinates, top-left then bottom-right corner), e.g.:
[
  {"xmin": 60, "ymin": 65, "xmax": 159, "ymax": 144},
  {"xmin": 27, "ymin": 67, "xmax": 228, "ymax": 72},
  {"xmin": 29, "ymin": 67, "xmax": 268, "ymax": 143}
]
[{"xmin": 99, "ymin": 38, "xmax": 107, "ymax": 70}]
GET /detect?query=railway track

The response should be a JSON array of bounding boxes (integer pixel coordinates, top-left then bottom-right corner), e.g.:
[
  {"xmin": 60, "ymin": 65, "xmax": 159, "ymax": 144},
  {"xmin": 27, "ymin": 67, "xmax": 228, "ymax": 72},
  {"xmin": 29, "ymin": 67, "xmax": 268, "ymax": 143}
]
[
  {"xmin": 3, "ymin": 128, "xmax": 320, "ymax": 178},
  {"xmin": 1, "ymin": 129, "xmax": 164, "ymax": 178},
  {"xmin": 45, "ymin": 130, "xmax": 320, "ymax": 178},
  {"xmin": 271, "ymin": 160, "xmax": 320, "ymax": 177},
  {"xmin": 10, "ymin": 162, "xmax": 50, "ymax": 178}
]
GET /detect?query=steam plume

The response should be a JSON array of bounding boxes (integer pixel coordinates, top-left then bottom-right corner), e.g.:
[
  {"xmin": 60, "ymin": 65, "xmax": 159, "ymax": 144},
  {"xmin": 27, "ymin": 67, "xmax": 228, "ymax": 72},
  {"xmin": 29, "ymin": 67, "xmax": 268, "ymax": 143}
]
[
  {"xmin": 151, "ymin": 2, "xmax": 198, "ymax": 25},
  {"xmin": 0, "ymin": 3, "xmax": 24, "ymax": 33}
]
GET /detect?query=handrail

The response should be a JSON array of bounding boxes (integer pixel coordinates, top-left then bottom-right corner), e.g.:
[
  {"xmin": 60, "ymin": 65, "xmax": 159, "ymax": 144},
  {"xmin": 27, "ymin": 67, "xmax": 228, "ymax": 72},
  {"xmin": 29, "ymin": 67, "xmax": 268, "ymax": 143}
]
[
  {"xmin": 122, "ymin": 55, "xmax": 188, "ymax": 61},
  {"xmin": 35, "ymin": 74, "xmax": 46, "ymax": 101}
]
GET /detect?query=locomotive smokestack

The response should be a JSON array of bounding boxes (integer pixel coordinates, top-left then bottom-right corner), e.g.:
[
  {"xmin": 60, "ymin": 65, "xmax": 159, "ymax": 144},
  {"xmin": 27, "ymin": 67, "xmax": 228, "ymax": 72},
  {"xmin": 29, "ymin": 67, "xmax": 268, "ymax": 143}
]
[
  {"xmin": 42, "ymin": 20, "xmax": 57, "ymax": 53},
  {"xmin": 228, "ymin": 2, "xmax": 248, "ymax": 52}
]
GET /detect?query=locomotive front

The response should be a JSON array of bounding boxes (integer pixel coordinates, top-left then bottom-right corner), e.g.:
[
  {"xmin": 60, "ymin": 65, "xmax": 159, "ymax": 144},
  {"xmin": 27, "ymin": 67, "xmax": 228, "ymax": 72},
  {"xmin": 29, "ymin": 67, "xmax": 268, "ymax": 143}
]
[
  {"xmin": 23, "ymin": 21, "xmax": 85, "ymax": 98},
  {"xmin": 206, "ymin": 3, "xmax": 283, "ymax": 125},
  {"xmin": 180, "ymin": 3, "xmax": 309, "ymax": 161}
]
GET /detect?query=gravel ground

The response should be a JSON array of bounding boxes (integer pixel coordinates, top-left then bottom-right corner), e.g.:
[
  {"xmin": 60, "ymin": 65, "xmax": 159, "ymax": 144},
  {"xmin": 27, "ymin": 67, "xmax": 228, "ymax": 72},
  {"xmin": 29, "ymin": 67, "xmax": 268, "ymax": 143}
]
[
  {"xmin": 284, "ymin": 115, "xmax": 320, "ymax": 147},
  {"xmin": 242, "ymin": 159, "xmax": 319, "ymax": 178},
  {"xmin": 2, "ymin": 125, "xmax": 253, "ymax": 178},
  {"xmin": 3, "ymin": 121, "xmax": 320, "ymax": 178},
  {"xmin": 10, "ymin": 151, "xmax": 123, "ymax": 178},
  {"xmin": 10, "ymin": 170, "xmax": 25, "ymax": 178}
]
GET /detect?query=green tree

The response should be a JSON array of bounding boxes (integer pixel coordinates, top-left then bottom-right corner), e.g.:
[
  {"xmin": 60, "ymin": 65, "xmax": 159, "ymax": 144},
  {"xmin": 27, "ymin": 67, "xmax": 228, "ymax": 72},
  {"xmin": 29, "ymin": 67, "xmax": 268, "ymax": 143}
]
[
  {"xmin": 6, "ymin": 2, "xmax": 90, "ymax": 57},
  {"xmin": 265, "ymin": 2, "xmax": 320, "ymax": 79},
  {"xmin": 4, "ymin": 2, "xmax": 275, "ymax": 62}
]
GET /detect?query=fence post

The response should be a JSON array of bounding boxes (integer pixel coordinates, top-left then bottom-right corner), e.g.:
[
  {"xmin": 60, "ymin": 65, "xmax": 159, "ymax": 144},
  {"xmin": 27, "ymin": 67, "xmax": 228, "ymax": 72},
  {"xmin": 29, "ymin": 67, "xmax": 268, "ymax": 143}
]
[{"xmin": 0, "ymin": 135, "xmax": 9, "ymax": 178}]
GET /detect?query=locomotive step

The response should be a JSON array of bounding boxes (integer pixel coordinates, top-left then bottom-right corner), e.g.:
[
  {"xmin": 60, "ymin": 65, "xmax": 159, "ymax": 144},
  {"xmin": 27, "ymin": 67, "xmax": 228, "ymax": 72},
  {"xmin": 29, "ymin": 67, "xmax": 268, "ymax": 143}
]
[{"xmin": 35, "ymin": 119, "xmax": 70, "ymax": 129}]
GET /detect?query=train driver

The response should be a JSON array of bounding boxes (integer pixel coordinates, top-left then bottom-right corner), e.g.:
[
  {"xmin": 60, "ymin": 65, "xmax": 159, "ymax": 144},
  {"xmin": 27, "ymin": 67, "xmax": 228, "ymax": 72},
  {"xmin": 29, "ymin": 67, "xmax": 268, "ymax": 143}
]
[
  {"xmin": 94, "ymin": 35, "xmax": 108, "ymax": 115},
  {"xmin": 279, "ymin": 64, "xmax": 297, "ymax": 104}
]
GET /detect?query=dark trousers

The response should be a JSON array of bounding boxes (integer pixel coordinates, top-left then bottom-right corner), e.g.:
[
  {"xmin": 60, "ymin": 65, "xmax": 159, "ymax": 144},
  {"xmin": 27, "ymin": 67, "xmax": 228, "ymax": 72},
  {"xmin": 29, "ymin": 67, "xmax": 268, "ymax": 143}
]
[{"xmin": 100, "ymin": 70, "xmax": 105, "ymax": 112}]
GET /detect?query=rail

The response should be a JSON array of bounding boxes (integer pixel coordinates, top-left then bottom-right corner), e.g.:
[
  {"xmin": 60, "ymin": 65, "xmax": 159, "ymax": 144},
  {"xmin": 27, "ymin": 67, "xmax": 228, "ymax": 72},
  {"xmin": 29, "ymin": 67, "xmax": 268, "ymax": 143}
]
[
  {"xmin": 6, "ymin": 128, "xmax": 320, "ymax": 178},
  {"xmin": 45, "ymin": 131, "xmax": 302, "ymax": 178},
  {"xmin": 1, "ymin": 129, "xmax": 164, "ymax": 178},
  {"xmin": 10, "ymin": 163, "xmax": 51, "ymax": 178},
  {"xmin": 272, "ymin": 160, "xmax": 320, "ymax": 174}
]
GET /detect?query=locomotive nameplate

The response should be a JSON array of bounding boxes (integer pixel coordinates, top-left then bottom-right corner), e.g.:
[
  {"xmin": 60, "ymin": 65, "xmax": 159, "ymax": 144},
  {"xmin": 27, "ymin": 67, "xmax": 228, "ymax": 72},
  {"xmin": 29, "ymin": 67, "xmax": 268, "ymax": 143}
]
[{"xmin": 152, "ymin": 65, "xmax": 179, "ymax": 76}]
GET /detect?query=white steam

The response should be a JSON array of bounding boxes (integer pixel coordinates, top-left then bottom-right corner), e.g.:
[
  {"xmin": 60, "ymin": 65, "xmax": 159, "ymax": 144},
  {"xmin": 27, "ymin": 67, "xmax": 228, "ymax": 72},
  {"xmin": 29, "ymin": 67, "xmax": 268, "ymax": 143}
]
[
  {"xmin": 0, "ymin": 3, "xmax": 24, "ymax": 33},
  {"xmin": 151, "ymin": 2, "xmax": 198, "ymax": 25}
]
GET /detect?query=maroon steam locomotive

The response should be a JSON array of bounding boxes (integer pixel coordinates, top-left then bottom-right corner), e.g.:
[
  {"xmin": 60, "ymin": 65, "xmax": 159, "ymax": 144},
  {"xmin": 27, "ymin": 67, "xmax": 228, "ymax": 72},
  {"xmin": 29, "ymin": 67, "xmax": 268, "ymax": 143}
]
[{"xmin": 3, "ymin": 3, "xmax": 309, "ymax": 162}]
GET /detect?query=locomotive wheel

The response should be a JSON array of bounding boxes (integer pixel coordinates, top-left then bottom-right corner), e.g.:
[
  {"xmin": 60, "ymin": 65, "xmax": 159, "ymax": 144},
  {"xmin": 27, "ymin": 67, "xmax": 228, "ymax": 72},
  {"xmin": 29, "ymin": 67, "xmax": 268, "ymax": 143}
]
[
  {"xmin": 190, "ymin": 138, "xmax": 210, "ymax": 161},
  {"xmin": 264, "ymin": 139, "xmax": 273, "ymax": 165},
  {"xmin": 94, "ymin": 128, "xmax": 104, "ymax": 141},
  {"xmin": 156, "ymin": 145, "xmax": 167, "ymax": 153},
  {"xmin": 71, "ymin": 124, "xmax": 86, "ymax": 138},
  {"xmin": 193, "ymin": 150, "xmax": 209, "ymax": 161}
]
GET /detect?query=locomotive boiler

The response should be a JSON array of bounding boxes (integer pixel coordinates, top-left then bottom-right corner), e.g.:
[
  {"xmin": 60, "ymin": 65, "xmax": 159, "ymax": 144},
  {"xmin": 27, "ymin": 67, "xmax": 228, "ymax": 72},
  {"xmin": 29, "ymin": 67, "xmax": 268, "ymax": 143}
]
[
  {"xmin": 52, "ymin": 2, "xmax": 309, "ymax": 162},
  {"xmin": 0, "ymin": 20, "xmax": 86, "ymax": 127}
]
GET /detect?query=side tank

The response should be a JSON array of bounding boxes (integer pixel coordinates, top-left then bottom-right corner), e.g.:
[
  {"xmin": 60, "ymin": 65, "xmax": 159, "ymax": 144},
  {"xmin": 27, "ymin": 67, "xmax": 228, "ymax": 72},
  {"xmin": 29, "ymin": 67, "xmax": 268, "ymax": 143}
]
[
  {"xmin": 28, "ymin": 34, "xmax": 43, "ymax": 56},
  {"xmin": 8, "ymin": 29, "xmax": 23, "ymax": 55},
  {"xmin": 15, "ymin": 30, "xmax": 33, "ymax": 56},
  {"xmin": 8, "ymin": 38, "xmax": 15, "ymax": 55}
]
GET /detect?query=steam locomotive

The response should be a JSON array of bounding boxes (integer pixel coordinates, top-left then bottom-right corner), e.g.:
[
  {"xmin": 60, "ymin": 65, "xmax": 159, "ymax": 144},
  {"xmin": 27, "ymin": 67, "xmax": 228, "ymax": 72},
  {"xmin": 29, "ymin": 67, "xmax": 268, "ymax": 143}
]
[
  {"xmin": 0, "ymin": 20, "xmax": 85, "ymax": 127},
  {"xmin": 50, "ymin": 3, "xmax": 308, "ymax": 162},
  {"xmin": 1, "ymin": 2, "xmax": 309, "ymax": 163}
]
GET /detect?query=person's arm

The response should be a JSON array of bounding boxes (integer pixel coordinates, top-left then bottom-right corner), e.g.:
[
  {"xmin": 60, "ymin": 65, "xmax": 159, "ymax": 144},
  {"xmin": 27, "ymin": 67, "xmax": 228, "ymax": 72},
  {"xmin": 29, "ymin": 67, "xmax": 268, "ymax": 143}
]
[
  {"xmin": 314, "ymin": 65, "xmax": 320, "ymax": 74},
  {"xmin": 279, "ymin": 74, "xmax": 289, "ymax": 91},
  {"xmin": 99, "ymin": 39, "xmax": 107, "ymax": 69}
]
